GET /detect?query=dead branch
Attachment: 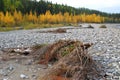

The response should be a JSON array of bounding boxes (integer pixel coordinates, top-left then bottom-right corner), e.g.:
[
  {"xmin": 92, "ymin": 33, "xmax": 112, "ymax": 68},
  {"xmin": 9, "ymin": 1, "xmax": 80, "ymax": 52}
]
[{"xmin": 38, "ymin": 40, "xmax": 104, "ymax": 80}]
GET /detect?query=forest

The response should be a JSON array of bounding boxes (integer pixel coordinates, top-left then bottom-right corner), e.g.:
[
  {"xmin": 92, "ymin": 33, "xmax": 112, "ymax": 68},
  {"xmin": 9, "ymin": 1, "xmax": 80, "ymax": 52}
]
[{"xmin": 0, "ymin": 0, "xmax": 120, "ymax": 28}]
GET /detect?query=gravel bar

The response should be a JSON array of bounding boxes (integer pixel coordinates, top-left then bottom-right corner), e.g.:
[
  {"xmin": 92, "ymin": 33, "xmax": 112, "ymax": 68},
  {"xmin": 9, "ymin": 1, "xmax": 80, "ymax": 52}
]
[{"xmin": 0, "ymin": 24, "xmax": 120, "ymax": 80}]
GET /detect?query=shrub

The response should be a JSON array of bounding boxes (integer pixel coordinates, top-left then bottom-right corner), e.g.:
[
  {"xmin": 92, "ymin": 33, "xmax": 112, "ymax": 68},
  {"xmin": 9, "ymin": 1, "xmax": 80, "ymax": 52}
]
[
  {"xmin": 99, "ymin": 25, "xmax": 107, "ymax": 28},
  {"xmin": 79, "ymin": 24, "xmax": 82, "ymax": 27},
  {"xmin": 87, "ymin": 25, "xmax": 94, "ymax": 28}
]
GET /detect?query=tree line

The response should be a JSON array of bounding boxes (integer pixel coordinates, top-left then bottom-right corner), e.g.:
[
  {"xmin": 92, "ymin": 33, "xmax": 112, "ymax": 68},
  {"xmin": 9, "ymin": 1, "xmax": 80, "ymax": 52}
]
[
  {"xmin": 0, "ymin": 10, "xmax": 105, "ymax": 27},
  {"xmin": 0, "ymin": 0, "xmax": 120, "ymax": 26}
]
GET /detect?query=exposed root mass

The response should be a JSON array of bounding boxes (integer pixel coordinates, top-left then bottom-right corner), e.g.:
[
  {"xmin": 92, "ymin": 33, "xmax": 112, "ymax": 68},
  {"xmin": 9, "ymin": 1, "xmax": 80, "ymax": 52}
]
[{"xmin": 38, "ymin": 40, "xmax": 105, "ymax": 80}]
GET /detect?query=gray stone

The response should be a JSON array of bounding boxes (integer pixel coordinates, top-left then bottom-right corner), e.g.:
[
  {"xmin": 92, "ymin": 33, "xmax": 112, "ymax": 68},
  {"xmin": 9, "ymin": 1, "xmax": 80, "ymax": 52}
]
[
  {"xmin": 2, "ymin": 78, "xmax": 8, "ymax": 80},
  {"xmin": 0, "ymin": 25, "xmax": 120, "ymax": 80},
  {"xmin": 20, "ymin": 74, "xmax": 29, "ymax": 79},
  {"xmin": 0, "ymin": 65, "xmax": 14, "ymax": 76},
  {"xmin": 113, "ymin": 76, "xmax": 119, "ymax": 79}
]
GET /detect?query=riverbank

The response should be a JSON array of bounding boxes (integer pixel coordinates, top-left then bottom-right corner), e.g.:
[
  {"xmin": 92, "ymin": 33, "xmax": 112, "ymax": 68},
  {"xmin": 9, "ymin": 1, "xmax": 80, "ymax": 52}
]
[{"xmin": 0, "ymin": 24, "xmax": 120, "ymax": 80}]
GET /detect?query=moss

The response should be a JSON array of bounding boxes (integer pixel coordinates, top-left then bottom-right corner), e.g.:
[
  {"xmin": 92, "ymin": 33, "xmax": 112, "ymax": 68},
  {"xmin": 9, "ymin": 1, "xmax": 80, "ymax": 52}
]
[{"xmin": 60, "ymin": 44, "xmax": 75, "ymax": 57}]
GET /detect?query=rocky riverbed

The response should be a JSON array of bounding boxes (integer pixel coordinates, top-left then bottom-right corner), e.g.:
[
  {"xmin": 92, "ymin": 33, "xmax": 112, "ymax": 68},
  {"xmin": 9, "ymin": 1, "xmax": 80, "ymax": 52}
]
[{"xmin": 0, "ymin": 23, "xmax": 120, "ymax": 80}]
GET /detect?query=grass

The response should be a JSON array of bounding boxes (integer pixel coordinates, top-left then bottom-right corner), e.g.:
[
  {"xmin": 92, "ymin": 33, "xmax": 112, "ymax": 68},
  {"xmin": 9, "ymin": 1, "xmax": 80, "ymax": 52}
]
[
  {"xmin": 0, "ymin": 27, "xmax": 15, "ymax": 32},
  {"xmin": 60, "ymin": 44, "xmax": 75, "ymax": 57},
  {"xmin": 0, "ymin": 23, "xmax": 68, "ymax": 32}
]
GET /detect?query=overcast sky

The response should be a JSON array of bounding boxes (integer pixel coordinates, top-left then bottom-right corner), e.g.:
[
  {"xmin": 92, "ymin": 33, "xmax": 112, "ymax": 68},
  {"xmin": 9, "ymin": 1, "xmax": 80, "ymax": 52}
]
[{"xmin": 46, "ymin": 0, "xmax": 120, "ymax": 13}]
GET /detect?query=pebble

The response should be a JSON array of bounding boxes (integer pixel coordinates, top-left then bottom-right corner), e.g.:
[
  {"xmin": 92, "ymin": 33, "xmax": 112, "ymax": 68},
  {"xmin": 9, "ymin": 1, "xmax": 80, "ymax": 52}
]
[
  {"xmin": 32, "ymin": 74, "xmax": 37, "ymax": 79},
  {"xmin": 48, "ymin": 64, "xmax": 52, "ymax": 67},
  {"xmin": 20, "ymin": 74, "xmax": 29, "ymax": 79},
  {"xmin": 0, "ymin": 25, "xmax": 120, "ymax": 80},
  {"xmin": 2, "ymin": 78, "xmax": 8, "ymax": 80},
  {"xmin": 0, "ymin": 65, "xmax": 14, "ymax": 76}
]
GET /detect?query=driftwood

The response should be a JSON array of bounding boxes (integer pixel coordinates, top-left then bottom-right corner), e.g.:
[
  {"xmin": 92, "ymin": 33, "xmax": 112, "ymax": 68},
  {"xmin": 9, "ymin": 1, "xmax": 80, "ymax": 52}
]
[{"xmin": 38, "ymin": 40, "xmax": 104, "ymax": 80}]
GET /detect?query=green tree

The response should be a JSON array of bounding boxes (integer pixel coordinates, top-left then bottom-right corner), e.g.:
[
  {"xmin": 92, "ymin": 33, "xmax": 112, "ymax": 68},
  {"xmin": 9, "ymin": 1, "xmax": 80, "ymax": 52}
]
[
  {"xmin": 0, "ymin": 0, "xmax": 4, "ymax": 12},
  {"xmin": 4, "ymin": 0, "xmax": 22, "ymax": 13}
]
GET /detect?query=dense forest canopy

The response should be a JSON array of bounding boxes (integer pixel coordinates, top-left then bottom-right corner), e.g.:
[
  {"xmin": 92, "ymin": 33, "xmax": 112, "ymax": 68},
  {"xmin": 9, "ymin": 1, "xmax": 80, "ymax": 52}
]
[{"xmin": 0, "ymin": 0, "xmax": 120, "ymax": 27}]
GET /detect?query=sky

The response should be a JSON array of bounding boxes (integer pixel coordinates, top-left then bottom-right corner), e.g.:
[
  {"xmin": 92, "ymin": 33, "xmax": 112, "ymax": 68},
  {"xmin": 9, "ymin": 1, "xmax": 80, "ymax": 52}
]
[{"xmin": 45, "ymin": 0, "xmax": 120, "ymax": 13}]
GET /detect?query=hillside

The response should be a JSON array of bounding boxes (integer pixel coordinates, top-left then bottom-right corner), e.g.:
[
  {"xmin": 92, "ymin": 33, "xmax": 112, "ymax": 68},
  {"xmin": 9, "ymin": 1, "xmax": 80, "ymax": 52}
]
[{"xmin": 0, "ymin": 0, "xmax": 120, "ymax": 29}]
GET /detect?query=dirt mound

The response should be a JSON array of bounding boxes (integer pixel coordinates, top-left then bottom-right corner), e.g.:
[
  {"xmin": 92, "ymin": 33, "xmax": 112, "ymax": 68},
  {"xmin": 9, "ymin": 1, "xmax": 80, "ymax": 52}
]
[{"xmin": 38, "ymin": 40, "xmax": 105, "ymax": 80}]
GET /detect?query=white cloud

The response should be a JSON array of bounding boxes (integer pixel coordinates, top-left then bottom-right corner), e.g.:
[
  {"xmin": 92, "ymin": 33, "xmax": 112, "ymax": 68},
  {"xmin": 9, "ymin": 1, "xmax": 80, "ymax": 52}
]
[{"xmin": 46, "ymin": 0, "xmax": 120, "ymax": 13}]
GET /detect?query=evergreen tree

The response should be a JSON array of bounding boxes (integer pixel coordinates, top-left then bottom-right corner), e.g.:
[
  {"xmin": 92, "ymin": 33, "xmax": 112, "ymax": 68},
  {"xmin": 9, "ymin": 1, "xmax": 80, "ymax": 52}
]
[{"xmin": 0, "ymin": 0, "xmax": 4, "ymax": 12}]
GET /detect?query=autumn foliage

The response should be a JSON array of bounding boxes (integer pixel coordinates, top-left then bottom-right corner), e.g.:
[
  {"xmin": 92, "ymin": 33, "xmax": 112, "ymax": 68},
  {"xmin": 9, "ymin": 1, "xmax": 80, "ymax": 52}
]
[{"xmin": 0, "ymin": 10, "xmax": 105, "ymax": 27}]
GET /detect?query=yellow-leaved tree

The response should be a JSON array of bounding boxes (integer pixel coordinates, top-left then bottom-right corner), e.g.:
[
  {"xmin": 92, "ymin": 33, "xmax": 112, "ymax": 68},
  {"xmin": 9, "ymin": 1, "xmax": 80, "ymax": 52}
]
[
  {"xmin": 0, "ymin": 12, "xmax": 4, "ymax": 25},
  {"xmin": 64, "ymin": 12, "xmax": 70, "ymax": 23},
  {"xmin": 13, "ymin": 10, "xmax": 23, "ymax": 25},
  {"xmin": 3, "ymin": 11, "xmax": 14, "ymax": 26},
  {"xmin": 27, "ymin": 11, "xmax": 38, "ymax": 23},
  {"xmin": 57, "ymin": 12, "xmax": 64, "ymax": 23},
  {"xmin": 39, "ymin": 14, "xmax": 45, "ymax": 23},
  {"xmin": 44, "ymin": 10, "xmax": 52, "ymax": 23},
  {"xmin": 81, "ymin": 13, "xmax": 86, "ymax": 23},
  {"xmin": 39, "ymin": 10, "xmax": 52, "ymax": 24}
]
